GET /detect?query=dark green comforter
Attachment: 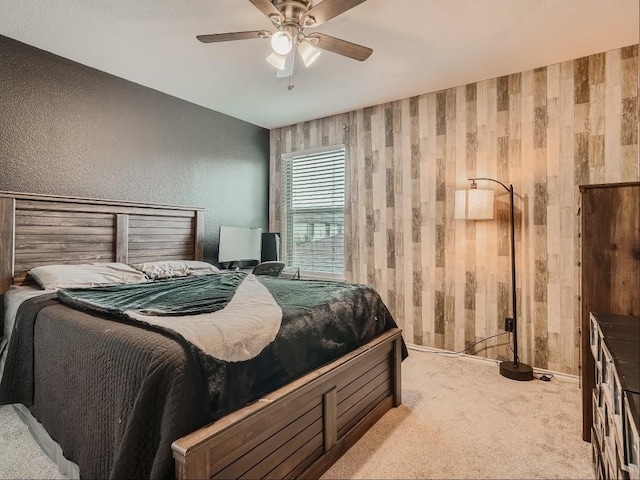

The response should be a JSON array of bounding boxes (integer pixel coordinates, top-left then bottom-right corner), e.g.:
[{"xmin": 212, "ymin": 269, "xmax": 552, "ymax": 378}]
[
  {"xmin": 56, "ymin": 273, "xmax": 404, "ymax": 419},
  {"xmin": 58, "ymin": 271, "xmax": 246, "ymax": 317}
]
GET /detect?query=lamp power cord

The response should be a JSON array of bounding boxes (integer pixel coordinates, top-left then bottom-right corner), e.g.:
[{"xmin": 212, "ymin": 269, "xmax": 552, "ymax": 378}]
[
  {"xmin": 420, "ymin": 332, "xmax": 509, "ymax": 356},
  {"xmin": 419, "ymin": 332, "xmax": 555, "ymax": 382}
]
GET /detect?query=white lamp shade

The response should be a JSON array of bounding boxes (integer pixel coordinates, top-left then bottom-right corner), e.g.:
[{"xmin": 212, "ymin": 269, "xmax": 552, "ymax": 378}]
[
  {"xmin": 455, "ymin": 188, "xmax": 494, "ymax": 220},
  {"xmin": 266, "ymin": 51, "xmax": 287, "ymax": 70},
  {"xmin": 298, "ymin": 40, "xmax": 321, "ymax": 67},
  {"xmin": 270, "ymin": 31, "xmax": 293, "ymax": 55}
]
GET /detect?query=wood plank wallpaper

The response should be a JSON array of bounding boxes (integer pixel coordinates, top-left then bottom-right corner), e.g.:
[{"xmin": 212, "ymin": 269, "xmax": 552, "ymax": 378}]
[{"xmin": 269, "ymin": 45, "xmax": 639, "ymax": 375}]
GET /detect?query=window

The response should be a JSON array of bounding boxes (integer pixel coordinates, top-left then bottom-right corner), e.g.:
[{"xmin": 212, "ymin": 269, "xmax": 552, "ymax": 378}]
[{"xmin": 282, "ymin": 146, "xmax": 345, "ymax": 278}]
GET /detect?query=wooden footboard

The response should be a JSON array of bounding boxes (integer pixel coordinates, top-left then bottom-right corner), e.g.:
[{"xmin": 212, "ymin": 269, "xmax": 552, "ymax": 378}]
[{"xmin": 172, "ymin": 328, "xmax": 403, "ymax": 479}]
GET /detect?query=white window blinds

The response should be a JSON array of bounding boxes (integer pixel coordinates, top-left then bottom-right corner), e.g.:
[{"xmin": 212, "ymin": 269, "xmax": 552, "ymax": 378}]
[{"xmin": 282, "ymin": 146, "xmax": 345, "ymax": 278}]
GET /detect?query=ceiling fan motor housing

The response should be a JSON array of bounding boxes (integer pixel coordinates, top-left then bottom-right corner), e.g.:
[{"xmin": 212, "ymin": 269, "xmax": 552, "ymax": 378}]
[{"xmin": 272, "ymin": 0, "xmax": 314, "ymax": 26}]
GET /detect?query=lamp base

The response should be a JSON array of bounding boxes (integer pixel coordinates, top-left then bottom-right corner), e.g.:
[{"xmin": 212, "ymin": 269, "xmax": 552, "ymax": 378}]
[{"xmin": 499, "ymin": 361, "xmax": 534, "ymax": 381}]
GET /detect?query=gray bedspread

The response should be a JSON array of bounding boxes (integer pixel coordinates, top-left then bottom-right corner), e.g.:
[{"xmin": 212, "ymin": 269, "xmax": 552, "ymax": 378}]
[
  {"xmin": 0, "ymin": 273, "xmax": 404, "ymax": 479},
  {"xmin": 1, "ymin": 299, "xmax": 207, "ymax": 479}
]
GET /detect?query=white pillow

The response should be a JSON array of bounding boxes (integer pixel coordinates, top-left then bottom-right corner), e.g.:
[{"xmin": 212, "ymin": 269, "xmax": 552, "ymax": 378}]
[
  {"xmin": 129, "ymin": 260, "xmax": 220, "ymax": 280},
  {"xmin": 28, "ymin": 262, "xmax": 148, "ymax": 290}
]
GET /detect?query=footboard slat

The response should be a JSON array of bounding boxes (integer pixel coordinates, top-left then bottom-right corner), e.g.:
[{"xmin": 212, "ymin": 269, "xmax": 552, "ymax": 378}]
[
  {"xmin": 338, "ymin": 356, "xmax": 389, "ymax": 400},
  {"xmin": 338, "ymin": 378, "xmax": 392, "ymax": 438},
  {"xmin": 212, "ymin": 404, "xmax": 323, "ymax": 479},
  {"xmin": 203, "ymin": 387, "xmax": 324, "ymax": 472},
  {"xmin": 172, "ymin": 328, "xmax": 403, "ymax": 479},
  {"xmin": 243, "ymin": 422, "xmax": 323, "ymax": 479},
  {"xmin": 288, "ymin": 445, "xmax": 324, "ymax": 479},
  {"xmin": 301, "ymin": 396, "xmax": 395, "ymax": 479},
  {"xmin": 263, "ymin": 431, "xmax": 324, "ymax": 479}
]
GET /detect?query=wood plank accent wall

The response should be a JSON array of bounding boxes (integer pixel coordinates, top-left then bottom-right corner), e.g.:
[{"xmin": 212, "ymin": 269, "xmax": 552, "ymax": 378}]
[{"xmin": 270, "ymin": 45, "xmax": 639, "ymax": 375}]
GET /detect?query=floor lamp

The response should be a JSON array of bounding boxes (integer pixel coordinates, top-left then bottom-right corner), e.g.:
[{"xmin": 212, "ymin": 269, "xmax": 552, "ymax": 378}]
[{"xmin": 455, "ymin": 177, "xmax": 533, "ymax": 381}]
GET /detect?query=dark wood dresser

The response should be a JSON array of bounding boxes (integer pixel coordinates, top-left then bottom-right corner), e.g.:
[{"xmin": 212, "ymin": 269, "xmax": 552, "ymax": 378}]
[
  {"xmin": 580, "ymin": 182, "xmax": 640, "ymax": 444},
  {"xmin": 589, "ymin": 313, "xmax": 639, "ymax": 480}
]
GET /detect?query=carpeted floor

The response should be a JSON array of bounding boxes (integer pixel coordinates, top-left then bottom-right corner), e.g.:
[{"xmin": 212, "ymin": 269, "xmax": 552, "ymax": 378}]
[
  {"xmin": 0, "ymin": 348, "xmax": 593, "ymax": 479},
  {"xmin": 322, "ymin": 348, "xmax": 593, "ymax": 479},
  {"xmin": 0, "ymin": 404, "xmax": 64, "ymax": 479}
]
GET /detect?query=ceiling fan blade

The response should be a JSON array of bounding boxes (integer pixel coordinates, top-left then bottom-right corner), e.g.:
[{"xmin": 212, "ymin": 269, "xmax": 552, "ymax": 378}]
[
  {"xmin": 197, "ymin": 31, "xmax": 270, "ymax": 43},
  {"xmin": 249, "ymin": 0, "xmax": 284, "ymax": 24},
  {"xmin": 308, "ymin": 33, "xmax": 372, "ymax": 61},
  {"xmin": 302, "ymin": 0, "xmax": 368, "ymax": 27}
]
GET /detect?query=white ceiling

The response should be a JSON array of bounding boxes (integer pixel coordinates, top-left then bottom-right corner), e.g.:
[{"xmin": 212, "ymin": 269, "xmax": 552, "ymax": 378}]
[{"xmin": 1, "ymin": 0, "xmax": 638, "ymax": 129}]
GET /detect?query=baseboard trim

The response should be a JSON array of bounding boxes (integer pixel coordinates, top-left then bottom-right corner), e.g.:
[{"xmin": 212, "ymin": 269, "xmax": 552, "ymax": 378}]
[{"xmin": 405, "ymin": 343, "xmax": 580, "ymax": 384}]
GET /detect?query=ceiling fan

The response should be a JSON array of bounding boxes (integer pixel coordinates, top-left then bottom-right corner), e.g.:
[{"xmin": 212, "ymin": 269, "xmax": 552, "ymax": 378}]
[{"xmin": 197, "ymin": 0, "xmax": 372, "ymax": 89}]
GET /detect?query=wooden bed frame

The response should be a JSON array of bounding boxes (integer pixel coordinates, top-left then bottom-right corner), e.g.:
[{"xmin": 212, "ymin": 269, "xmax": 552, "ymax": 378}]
[{"xmin": 0, "ymin": 191, "xmax": 403, "ymax": 480}]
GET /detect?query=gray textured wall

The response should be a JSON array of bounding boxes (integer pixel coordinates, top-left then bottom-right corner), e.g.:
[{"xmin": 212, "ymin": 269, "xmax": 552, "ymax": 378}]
[{"xmin": 0, "ymin": 34, "xmax": 270, "ymax": 264}]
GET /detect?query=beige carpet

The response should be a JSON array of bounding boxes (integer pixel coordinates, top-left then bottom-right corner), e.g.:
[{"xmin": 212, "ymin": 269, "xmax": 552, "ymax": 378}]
[
  {"xmin": 0, "ymin": 348, "xmax": 593, "ymax": 479},
  {"xmin": 322, "ymin": 348, "xmax": 593, "ymax": 479},
  {"xmin": 0, "ymin": 405, "xmax": 64, "ymax": 479}
]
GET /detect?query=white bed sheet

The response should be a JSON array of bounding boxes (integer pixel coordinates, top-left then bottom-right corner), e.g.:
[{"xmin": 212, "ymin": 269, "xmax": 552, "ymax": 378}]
[{"xmin": 1, "ymin": 285, "xmax": 53, "ymax": 380}]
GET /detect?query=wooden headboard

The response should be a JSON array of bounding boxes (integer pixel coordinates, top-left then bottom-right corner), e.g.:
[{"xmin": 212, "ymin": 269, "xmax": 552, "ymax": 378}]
[{"xmin": 0, "ymin": 191, "xmax": 204, "ymax": 296}]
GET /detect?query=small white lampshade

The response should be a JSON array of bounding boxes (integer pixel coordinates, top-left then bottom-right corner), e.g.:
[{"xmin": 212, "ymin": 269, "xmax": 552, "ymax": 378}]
[
  {"xmin": 297, "ymin": 40, "xmax": 321, "ymax": 67},
  {"xmin": 270, "ymin": 30, "xmax": 293, "ymax": 55},
  {"xmin": 455, "ymin": 188, "xmax": 494, "ymax": 220},
  {"xmin": 266, "ymin": 51, "xmax": 287, "ymax": 70}
]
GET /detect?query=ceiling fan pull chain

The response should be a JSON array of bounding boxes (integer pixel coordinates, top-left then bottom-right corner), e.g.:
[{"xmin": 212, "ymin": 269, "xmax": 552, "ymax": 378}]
[{"xmin": 287, "ymin": 48, "xmax": 296, "ymax": 90}]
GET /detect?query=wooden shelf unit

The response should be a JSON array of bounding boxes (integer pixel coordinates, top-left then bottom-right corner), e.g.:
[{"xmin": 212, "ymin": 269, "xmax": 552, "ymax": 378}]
[{"xmin": 589, "ymin": 313, "xmax": 639, "ymax": 480}]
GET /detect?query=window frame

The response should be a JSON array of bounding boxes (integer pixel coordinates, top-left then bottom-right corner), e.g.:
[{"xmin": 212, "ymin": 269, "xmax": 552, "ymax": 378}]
[{"xmin": 281, "ymin": 144, "xmax": 346, "ymax": 281}]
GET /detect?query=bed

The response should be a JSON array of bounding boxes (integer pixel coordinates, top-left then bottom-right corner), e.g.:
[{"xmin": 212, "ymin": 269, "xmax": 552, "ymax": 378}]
[{"xmin": 0, "ymin": 191, "xmax": 405, "ymax": 479}]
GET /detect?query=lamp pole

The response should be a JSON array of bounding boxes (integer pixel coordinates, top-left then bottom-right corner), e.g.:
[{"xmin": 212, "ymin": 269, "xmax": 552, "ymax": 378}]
[{"xmin": 470, "ymin": 177, "xmax": 533, "ymax": 381}]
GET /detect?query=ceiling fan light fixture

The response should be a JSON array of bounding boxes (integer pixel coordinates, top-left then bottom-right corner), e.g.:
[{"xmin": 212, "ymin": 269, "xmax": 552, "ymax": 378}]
[
  {"xmin": 298, "ymin": 40, "xmax": 321, "ymax": 67},
  {"xmin": 270, "ymin": 30, "xmax": 293, "ymax": 55},
  {"xmin": 266, "ymin": 51, "xmax": 287, "ymax": 70}
]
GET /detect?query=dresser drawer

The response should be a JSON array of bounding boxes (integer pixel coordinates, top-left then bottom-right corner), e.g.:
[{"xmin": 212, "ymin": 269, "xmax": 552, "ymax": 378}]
[
  {"xmin": 591, "ymin": 313, "xmax": 602, "ymax": 365},
  {"xmin": 623, "ymin": 392, "xmax": 639, "ymax": 479},
  {"xmin": 594, "ymin": 389, "xmax": 605, "ymax": 444},
  {"xmin": 587, "ymin": 314, "xmax": 639, "ymax": 480},
  {"xmin": 601, "ymin": 342, "xmax": 613, "ymax": 388},
  {"xmin": 592, "ymin": 429, "xmax": 605, "ymax": 480}
]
